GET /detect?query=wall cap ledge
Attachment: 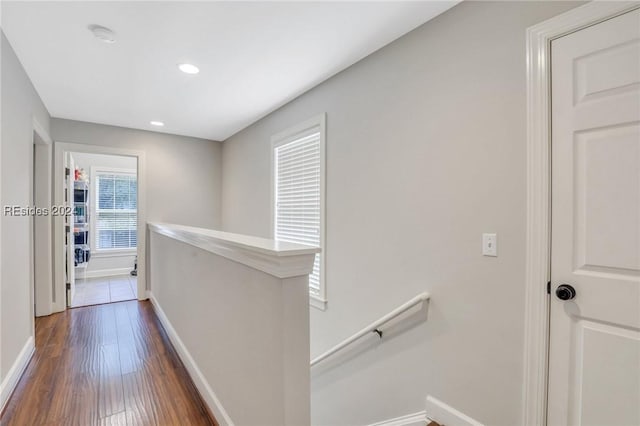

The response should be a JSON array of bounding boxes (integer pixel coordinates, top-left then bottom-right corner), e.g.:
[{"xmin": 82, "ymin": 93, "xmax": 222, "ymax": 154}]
[{"xmin": 148, "ymin": 222, "xmax": 319, "ymax": 279}]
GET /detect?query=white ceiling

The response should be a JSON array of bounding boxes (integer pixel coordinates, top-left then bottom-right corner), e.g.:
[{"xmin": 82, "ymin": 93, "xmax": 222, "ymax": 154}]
[{"xmin": 2, "ymin": 1, "xmax": 458, "ymax": 141}]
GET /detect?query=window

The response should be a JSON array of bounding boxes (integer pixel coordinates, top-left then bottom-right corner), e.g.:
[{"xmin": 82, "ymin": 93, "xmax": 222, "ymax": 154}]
[
  {"xmin": 272, "ymin": 114, "xmax": 326, "ymax": 309},
  {"xmin": 95, "ymin": 170, "xmax": 137, "ymax": 251}
]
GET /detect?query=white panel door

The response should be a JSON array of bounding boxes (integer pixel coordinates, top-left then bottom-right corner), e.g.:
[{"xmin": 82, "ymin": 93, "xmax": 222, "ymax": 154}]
[{"xmin": 549, "ymin": 9, "xmax": 640, "ymax": 426}]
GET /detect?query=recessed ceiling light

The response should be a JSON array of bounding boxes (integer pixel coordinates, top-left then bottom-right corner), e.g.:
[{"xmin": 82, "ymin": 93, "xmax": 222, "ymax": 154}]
[
  {"xmin": 88, "ymin": 24, "xmax": 116, "ymax": 44},
  {"xmin": 150, "ymin": 121, "xmax": 164, "ymax": 127},
  {"xmin": 178, "ymin": 63, "xmax": 200, "ymax": 74}
]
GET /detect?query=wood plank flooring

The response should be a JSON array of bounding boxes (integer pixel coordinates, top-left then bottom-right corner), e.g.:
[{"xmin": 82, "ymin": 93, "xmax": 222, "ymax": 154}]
[{"xmin": 1, "ymin": 300, "xmax": 217, "ymax": 426}]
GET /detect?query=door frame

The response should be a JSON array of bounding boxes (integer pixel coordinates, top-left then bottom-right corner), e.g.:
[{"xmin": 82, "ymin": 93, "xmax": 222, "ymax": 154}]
[
  {"xmin": 523, "ymin": 2, "xmax": 640, "ymax": 425},
  {"xmin": 53, "ymin": 142, "xmax": 147, "ymax": 312},
  {"xmin": 32, "ymin": 118, "xmax": 54, "ymax": 318}
]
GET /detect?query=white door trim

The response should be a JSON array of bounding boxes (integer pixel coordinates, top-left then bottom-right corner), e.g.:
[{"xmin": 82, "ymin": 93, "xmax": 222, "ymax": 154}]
[
  {"xmin": 32, "ymin": 117, "xmax": 54, "ymax": 318},
  {"xmin": 32, "ymin": 117, "xmax": 52, "ymax": 145},
  {"xmin": 523, "ymin": 2, "xmax": 640, "ymax": 425},
  {"xmin": 53, "ymin": 141, "xmax": 147, "ymax": 312}
]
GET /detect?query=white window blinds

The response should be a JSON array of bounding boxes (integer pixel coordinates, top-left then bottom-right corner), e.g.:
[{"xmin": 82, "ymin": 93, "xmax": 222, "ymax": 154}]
[
  {"xmin": 274, "ymin": 130, "xmax": 322, "ymax": 296},
  {"xmin": 95, "ymin": 172, "xmax": 137, "ymax": 250}
]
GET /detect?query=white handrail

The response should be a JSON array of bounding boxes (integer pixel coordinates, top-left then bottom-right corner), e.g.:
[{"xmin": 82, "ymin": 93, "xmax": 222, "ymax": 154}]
[{"xmin": 310, "ymin": 292, "xmax": 430, "ymax": 367}]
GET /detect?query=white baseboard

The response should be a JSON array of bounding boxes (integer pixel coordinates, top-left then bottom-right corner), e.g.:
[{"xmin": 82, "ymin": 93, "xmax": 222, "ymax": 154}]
[
  {"xmin": 148, "ymin": 292, "xmax": 234, "ymax": 426},
  {"xmin": 79, "ymin": 267, "xmax": 132, "ymax": 279},
  {"xmin": 0, "ymin": 336, "xmax": 35, "ymax": 413},
  {"xmin": 369, "ymin": 396, "xmax": 485, "ymax": 426},
  {"xmin": 368, "ymin": 411, "xmax": 428, "ymax": 426},
  {"xmin": 426, "ymin": 395, "xmax": 484, "ymax": 426}
]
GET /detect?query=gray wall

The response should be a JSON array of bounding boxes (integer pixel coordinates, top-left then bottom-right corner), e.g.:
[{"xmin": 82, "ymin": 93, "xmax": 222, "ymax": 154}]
[
  {"xmin": 220, "ymin": 2, "xmax": 582, "ymax": 425},
  {"xmin": 0, "ymin": 31, "xmax": 51, "ymax": 380},
  {"xmin": 52, "ymin": 119, "xmax": 223, "ymax": 230}
]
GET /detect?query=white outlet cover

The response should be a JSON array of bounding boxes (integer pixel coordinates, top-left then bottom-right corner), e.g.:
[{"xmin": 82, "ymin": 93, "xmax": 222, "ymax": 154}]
[{"xmin": 482, "ymin": 233, "xmax": 497, "ymax": 257}]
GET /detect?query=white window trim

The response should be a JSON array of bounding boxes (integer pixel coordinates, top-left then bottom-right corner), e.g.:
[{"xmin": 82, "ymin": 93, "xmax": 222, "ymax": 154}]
[
  {"xmin": 271, "ymin": 113, "xmax": 327, "ymax": 310},
  {"xmin": 90, "ymin": 166, "xmax": 138, "ymax": 255}
]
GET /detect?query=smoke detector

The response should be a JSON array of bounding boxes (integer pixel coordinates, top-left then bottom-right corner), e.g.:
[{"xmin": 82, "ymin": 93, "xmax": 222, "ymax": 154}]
[{"xmin": 88, "ymin": 24, "xmax": 116, "ymax": 44}]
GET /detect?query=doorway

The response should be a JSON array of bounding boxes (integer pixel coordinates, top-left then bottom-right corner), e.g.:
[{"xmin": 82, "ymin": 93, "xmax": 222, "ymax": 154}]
[
  {"xmin": 523, "ymin": 2, "xmax": 640, "ymax": 425},
  {"xmin": 547, "ymin": 8, "xmax": 640, "ymax": 425},
  {"xmin": 524, "ymin": 3, "xmax": 640, "ymax": 425},
  {"xmin": 53, "ymin": 142, "xmax": 146, "ymax": 314},
  {"xmin": 65, "ymin": 152, "xmax": 139, "ymax": 308},
  {"xmin": 32, "ymin": 126, "xmax": 53, "ymax": 319}
]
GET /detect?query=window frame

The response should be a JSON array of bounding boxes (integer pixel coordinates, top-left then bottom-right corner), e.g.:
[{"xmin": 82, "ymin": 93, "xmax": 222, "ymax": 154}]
[
  {"xmin": 91, "ymin": 166, "xmax": 138, "ymax": 254},
  {"xmin": 270, "ymin": 114, "xmax": 327, "ymax": 310}
]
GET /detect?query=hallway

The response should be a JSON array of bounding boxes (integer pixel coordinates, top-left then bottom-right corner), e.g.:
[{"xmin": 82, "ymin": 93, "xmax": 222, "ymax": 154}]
[{"xmin": 0, "ymin": 301, "xmax": 216, "ymax": 426}]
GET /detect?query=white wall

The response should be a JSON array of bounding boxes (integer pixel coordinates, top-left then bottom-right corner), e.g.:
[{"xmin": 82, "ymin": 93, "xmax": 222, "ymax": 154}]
[
  {"xmin": 72, "ymin": 152, "xmax": 137, "ymax": 278},
  {"xmin": 220, "ymin": 2, "xmax": 582, "ymax": 425},
  {"xmin": 0, "ymin": 31, "xmax": 51, "ymax": 381},
  {"xmin": 73, "ymin": 151, "xmax": 137, "ymax": 172},
  {"xmin": 52, "ymin": 119, "xmax": 223, "ymax": 230}
]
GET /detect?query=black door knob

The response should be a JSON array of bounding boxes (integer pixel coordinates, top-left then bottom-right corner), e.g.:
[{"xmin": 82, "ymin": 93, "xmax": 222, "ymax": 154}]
[{"xmin": 555, "ymin": 284, "xmax": 576, "ymax": 301}]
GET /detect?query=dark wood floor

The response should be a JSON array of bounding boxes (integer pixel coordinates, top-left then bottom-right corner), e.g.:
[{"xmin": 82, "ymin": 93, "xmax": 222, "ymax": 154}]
[{"xmin": 1, "ymin": 300, "xmax": 217, "ymax": 426}]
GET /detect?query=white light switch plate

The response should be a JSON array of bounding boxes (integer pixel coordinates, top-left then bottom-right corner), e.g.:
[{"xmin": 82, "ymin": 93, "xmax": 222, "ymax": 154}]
[{"xmin": 482, "ymin": 233, "xmax": 497, "ymax": 256}]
